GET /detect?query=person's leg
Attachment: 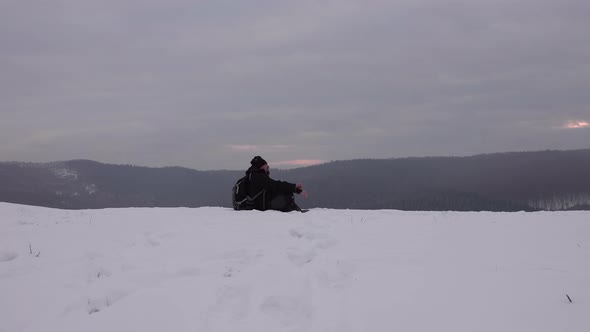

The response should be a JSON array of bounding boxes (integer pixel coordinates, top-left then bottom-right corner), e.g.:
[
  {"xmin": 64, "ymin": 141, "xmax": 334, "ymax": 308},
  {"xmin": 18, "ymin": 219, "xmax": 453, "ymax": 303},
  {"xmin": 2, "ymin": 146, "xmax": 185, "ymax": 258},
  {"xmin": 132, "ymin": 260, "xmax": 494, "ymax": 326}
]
[
  {"xmin": 269, "ymin": 195, "xmax": 301, "ymax": 212},
  {"xmin": 269, "ymin": 195, "xmax": 287, "ymax": 211}
]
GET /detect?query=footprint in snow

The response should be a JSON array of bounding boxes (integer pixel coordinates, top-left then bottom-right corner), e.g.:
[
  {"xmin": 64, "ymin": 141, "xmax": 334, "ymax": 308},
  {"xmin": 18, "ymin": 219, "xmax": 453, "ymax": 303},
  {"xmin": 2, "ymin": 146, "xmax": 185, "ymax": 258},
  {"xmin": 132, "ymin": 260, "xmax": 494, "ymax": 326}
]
[
  {"xmin": 260, "ymin": 295, "xmax": 314, "ymax": 330},
  {"xmin": 289, "ymin": 228, "xmax": 339, "ymax": 250},
  {"xmin": 130, "ymin": 234, "xmax": 161, "ymax": 248},
  {"xmin": 0, "ymin": 251, "xmax": 18, "ymax": 262},
  {"xmin": 286, "ymin": 248, "xmax": 317, "ymax": 266},
  {"xmin": 85, "ymin": 289, "xmax": 129, "ymax": 315},
  {"xmin": 289, "ymin": 228, "xmax": 306, "ymax": 239},
  {"xmin": 207, "ymin": 285, "xmax": 252, "ymax": 322},
  {"xmin": 143, "ymin": 232, "xmax": 161, "ymax": 247},
  {"xmin": 223, "ymin": 266, "xmax": 240, "ymax": 278},
  {"xmin": 210, "ymin": 249, "xmax": 264, "ymax": 277},
  {"xmin": 84, "ymin": 251, "xmax": 103, "ymax": 261},
  {"xmin": 146, "ymin": 238, "xmax": 161, "ymax": 247},
  {"xmin": 88, "ymin": 267, "xmax": 112, "ymax": 282},
  {"xmin": 315, "ymin": 259, "xmax": 357, "ymax": 289}
]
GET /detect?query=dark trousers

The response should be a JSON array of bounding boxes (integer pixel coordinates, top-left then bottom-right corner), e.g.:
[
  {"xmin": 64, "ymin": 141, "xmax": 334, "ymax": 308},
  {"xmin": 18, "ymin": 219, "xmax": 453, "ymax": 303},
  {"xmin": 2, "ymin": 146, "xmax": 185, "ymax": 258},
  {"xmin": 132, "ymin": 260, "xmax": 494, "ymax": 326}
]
[{"xmin": 269, "ymin": 194, "xmax": 301, "ymax": 212}]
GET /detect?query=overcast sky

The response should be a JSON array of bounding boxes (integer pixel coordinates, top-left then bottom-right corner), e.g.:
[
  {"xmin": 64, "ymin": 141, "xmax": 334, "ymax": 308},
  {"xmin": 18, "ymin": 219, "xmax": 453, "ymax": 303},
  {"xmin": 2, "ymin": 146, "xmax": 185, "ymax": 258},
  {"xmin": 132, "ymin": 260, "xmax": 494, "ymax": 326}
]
[{"xmin": 1, "ymin": 0, "xmax": 589, "ymax": 170}]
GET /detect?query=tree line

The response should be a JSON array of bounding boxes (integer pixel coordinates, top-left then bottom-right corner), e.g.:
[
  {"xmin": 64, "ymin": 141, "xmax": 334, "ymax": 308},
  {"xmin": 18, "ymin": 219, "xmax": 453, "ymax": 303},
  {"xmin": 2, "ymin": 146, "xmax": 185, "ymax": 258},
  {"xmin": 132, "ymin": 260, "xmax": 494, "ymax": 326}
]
[{"xmin": 1, "ymin": 149, "xmax": 589, "ymax": 211}]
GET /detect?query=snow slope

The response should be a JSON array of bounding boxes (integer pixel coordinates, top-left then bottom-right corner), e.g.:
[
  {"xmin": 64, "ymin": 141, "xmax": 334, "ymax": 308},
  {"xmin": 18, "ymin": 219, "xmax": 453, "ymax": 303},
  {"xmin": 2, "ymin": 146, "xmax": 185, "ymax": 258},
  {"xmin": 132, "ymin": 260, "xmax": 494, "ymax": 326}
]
[{"xmin": 0, "ymin": 203, "xmax": 588, "ymax": 332}]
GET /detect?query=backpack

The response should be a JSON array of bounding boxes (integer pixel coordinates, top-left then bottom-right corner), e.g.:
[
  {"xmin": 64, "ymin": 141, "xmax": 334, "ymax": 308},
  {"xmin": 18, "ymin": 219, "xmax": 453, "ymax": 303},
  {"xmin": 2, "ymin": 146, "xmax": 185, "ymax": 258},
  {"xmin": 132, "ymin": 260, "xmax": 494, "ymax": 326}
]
[{"xmin": 232, "ymin": 175, "xmax": 264, "ymax": 210}]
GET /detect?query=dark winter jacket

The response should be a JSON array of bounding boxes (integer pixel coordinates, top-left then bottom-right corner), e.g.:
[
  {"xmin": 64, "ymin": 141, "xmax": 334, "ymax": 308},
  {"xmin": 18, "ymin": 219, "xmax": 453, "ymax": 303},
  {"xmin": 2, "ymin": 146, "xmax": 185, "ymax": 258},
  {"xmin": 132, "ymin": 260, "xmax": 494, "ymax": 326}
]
[{"xmin": 245, "ymin": 166, "xmax": 299, "ymax": 210}]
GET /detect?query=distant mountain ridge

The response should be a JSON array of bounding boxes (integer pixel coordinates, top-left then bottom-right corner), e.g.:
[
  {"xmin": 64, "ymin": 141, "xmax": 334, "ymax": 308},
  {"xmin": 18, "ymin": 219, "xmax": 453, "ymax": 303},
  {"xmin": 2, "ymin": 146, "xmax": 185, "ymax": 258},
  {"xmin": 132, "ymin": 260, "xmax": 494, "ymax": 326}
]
[{"xmin": 1, "ymin": 149, "xmax": 590, "ymax": 211}]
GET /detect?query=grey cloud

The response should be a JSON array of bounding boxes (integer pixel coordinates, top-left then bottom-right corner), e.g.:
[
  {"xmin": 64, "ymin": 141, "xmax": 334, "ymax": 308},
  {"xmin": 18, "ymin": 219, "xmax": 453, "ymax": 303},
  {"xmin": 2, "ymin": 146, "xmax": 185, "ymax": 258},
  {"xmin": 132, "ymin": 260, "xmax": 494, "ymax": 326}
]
[{"xmin": 1, "ymin": 0, "xmax": 589, "ymax": 169}]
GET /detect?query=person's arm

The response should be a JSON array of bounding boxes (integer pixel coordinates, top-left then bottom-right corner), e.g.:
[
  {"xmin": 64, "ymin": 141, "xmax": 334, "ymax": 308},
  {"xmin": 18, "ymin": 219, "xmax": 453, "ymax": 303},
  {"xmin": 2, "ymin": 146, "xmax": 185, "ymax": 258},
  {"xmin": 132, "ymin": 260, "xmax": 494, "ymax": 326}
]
[
  {"xmin": 267, "ymin": 178, "xmax": 298, "ymax": 195},
  {"xmin": 254, "ymin": 173, "xmax": 297, "ymax": 195}
]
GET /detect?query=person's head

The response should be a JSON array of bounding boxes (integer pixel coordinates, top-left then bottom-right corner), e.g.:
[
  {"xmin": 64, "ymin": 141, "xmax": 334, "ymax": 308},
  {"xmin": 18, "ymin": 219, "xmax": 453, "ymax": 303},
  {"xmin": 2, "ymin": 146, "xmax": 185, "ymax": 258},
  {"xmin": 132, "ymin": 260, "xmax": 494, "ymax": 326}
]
[
  {"xmin": 261, "ymin": 164, "xmax": 270, "ymax": 174},
  {"xmin": 250, "ymin": 156, "xmax": 269, "ymax": 174}
]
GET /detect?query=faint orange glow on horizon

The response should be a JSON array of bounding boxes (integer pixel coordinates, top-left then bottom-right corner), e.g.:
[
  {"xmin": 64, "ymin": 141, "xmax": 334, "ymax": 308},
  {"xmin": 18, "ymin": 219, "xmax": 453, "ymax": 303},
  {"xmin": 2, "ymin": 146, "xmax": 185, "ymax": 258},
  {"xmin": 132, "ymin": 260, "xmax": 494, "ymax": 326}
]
[
  {"xmin": 271, "ymin": 159, "xmax": 326, "ymax": 167},
  {"xmin": 226, "ymin": 144, "xmax": 291, "ymax": 152},
  {"xmin": 564, "ymin": 121, "xmax": 589, "ymax": 129},
  {"xmin": 226, "ymin": 144, "xmax": 259, "ymax": 151}
]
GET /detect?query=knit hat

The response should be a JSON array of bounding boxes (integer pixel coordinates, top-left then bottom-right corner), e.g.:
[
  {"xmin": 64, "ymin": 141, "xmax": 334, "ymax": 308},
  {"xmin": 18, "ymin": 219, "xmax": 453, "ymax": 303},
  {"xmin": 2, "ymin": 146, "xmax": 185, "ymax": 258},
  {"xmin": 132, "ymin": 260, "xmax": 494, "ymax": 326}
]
[{"xmin": 250, "ymin": 156, "xmax": 268, "ymax": 168}]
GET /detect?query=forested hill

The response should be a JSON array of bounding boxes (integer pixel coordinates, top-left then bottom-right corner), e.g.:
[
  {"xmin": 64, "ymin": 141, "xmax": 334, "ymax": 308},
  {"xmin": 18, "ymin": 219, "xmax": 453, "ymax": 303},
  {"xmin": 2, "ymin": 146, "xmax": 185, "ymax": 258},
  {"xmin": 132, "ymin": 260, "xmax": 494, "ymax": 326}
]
[{"xmin": 1, "ymin": 149, "xmax": 590, "ymax": 211}]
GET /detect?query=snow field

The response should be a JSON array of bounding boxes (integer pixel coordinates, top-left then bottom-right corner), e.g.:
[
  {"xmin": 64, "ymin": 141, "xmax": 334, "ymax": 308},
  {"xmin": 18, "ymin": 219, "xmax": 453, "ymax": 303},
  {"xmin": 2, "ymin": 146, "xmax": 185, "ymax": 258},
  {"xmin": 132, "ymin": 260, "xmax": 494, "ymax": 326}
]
[{"xmin": 0, "ymin": 203, "xmax": 589, "ymax": 332}]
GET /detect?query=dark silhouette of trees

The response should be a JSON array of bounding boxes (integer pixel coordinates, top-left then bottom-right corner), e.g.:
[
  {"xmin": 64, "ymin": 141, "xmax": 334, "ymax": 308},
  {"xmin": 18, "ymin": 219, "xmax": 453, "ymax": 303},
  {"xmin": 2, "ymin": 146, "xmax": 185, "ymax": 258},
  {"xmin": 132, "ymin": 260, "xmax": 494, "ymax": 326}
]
[{"xmin": 1, "ymin": 149, "xmax": 589, "ymax": 211}]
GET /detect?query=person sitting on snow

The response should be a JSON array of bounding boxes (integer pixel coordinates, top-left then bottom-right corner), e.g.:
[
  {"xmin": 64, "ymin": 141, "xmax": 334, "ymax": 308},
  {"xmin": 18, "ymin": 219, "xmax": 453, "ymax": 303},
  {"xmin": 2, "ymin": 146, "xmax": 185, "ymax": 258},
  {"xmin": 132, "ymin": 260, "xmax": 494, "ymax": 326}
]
[{"xmin": 245, "ymin": 156, "xmax": 308, "ymax": 212}]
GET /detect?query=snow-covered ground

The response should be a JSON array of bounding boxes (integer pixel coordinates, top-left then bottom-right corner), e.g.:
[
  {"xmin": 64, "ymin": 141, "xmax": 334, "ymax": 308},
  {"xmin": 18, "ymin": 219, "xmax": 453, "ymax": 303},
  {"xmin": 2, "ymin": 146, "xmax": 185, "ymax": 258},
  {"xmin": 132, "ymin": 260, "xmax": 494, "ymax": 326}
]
[{"xmin": 1, "ymin": 202, "xmax": 588, "ymax": 332}]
